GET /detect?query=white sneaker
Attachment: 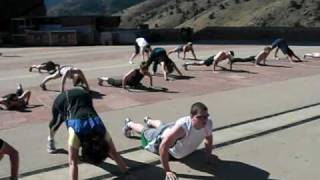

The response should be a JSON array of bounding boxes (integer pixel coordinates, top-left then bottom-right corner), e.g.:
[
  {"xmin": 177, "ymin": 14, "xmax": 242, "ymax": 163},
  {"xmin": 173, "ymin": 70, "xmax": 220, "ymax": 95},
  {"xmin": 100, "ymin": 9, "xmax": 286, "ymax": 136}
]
[
  {"xmin": 123, "ymin": 118, "xmax": 133, "ymax": 138},
  {"xmin": 47, "ymin": 139, "xmax": 56, "ymax": 153},
  {"xmin": 143, "ymin": 116, "xmax": 151, "ymax": 125},
  {"xmin": 97, "ymin": 77, "xmax": 103, "ymax": 86},
  {"xmin": 129, "ymin": 60, "xmax": 133, "ymax": 64},
  {"xmin": 182, "ymin": 64, "xmax": 188, "ymax": 71}
]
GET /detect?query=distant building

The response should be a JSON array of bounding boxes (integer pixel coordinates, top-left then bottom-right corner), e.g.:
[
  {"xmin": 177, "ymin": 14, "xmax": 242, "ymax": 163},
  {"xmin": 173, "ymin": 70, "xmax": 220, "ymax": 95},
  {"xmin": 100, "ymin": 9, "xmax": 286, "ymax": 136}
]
[
  {"xmin": 0, "ymin": 0, "xmax": 46, "ymax": 44},
  {"xmin": 10, "ymin": 16, "xmax": 121, "ymax": 46}
]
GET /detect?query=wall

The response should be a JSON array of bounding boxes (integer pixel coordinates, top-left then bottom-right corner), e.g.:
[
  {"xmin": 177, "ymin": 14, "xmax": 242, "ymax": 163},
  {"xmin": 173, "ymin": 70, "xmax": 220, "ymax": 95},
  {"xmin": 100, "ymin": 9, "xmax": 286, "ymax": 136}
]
[{"xmin": 194, "ymin": 27, "xmax": 320, "ymax": 43}]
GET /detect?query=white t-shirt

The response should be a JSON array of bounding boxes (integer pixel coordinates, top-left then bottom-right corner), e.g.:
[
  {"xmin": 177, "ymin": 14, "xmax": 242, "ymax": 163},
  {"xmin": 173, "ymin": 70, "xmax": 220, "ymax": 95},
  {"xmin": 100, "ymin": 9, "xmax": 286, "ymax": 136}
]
[
  {"xmin": 59, "ymin": 66, "xmax": 73, "ymax": 75},
  {"xmin": 162, "ymin": 116, "xmax": 213, "ymax": 159},
  {"xmin": 136, "ymin": 38, "xmax": 148, "ymax": 48}
]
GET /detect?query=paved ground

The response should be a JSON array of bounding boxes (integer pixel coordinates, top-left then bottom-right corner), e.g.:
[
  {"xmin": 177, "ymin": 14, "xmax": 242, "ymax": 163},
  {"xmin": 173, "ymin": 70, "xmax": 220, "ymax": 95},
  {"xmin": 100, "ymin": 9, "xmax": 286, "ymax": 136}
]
[{"xmin": 0, "ymin": 44, "xmax": 320, "ymax": 179}]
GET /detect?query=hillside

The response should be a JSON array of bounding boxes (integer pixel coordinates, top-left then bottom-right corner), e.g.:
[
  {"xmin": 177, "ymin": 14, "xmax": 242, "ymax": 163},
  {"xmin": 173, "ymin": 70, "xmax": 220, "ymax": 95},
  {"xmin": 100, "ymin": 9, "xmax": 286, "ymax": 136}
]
[
  {"xmin": 118, "ymin": 0, "xmax": 320, "ymax": 30},
  {"xmin": 47, "ymin": 0, "xmax": 145, "ymax": 16}
]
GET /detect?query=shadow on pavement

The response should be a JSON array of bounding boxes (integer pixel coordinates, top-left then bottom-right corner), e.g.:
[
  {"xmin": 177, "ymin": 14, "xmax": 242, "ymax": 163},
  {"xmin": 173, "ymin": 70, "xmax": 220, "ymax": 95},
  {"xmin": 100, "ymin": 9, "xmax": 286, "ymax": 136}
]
[
  {"xmin": 85, "ymin": 157, "xmax": 165, "ymax": 180},
  {"xmin": 89, "ymin": 89, "xmax": 106, "ymax": 99},
  {"xmin": 0, "ymin": 104, "xmax": 44, "ymax": 112},
  {"xmin": 1, "ymin": 55, "xmax": 21, "ymax": 57},
  {"xmin": 261, "ymin": 64, "xmax": 292, "ymax": 68},
  {"xmin": 180, "ymin": 153, "xmax": 271, "ymax": 180},
  {"xmin": 128, "ymin": 85, "xmax": 178, "ymax": 94}
]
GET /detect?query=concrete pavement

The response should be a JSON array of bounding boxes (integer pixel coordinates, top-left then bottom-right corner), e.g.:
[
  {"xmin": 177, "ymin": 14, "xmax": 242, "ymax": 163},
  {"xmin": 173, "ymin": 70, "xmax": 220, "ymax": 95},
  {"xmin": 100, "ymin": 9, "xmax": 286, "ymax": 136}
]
[{"xmin": 0, "ymin": 44, "xmax": 320, "ymax": 179}]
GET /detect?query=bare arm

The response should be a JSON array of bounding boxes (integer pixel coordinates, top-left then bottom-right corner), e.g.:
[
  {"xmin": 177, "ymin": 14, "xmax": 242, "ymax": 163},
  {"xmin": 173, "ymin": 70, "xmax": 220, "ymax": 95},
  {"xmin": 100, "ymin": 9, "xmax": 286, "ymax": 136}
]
[
  {"xmin": 1, "ymin": 142, "xmax": 19, "ymax": 180},
  {"xmin": 122, "ymin": 69, "xmax": 135, "ymax": 89},
  {"xmin": 61, "ymin": 70, "xmax": 69, "ymax": 92},
  {"xmin": 145, "ymin": 72, "xmax": 153, "ymax": 87},
  {"xmin": 159, "ymin": 126, "xmax": 185, "ymax": 178},
  {"xmin": 204, "ymin": 135, "xmax": 213, "ymax": 161},
  {"xmin": 183, "ymin": 49, "xmax": 187, "ymax": 60},
  {"xmin": 78, "ymin": 71, "xmax": 90, "ymax": 91},
  {"xmin": 274, "ymin": 48, "xmax": 279, "ymax": 59},
  {"xmin": 173, "ymin": 62, "xmax": 183, "ymax": 76},
  {"xmin": 191, "ymin": 49, "xmax": 197, "ymax": 60},
  {"xmin": 107, "ymin": 139, "xmax": 129, "ymax": 174},
  {"xmin": 161, "ymin": 62, "xmax": 168, "ymax": 81},
  {"xmin": 68, "ymin": 146, "xmax": 79, "ymax": 180}
]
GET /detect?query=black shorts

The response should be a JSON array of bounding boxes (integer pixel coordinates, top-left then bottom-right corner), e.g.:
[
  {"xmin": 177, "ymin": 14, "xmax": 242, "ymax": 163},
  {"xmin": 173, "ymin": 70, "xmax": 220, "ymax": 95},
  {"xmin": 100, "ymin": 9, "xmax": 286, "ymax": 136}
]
[
  {"xmin": 203, "ymin": 56, "xmax": 215, "ymax": 66},
  {"xmin": 280, "ymin": 47, "xmax": 291, "ymax": 55},
  {"xmin": 107, "ymin": 78, "xmax": 123, "ymax": 87},
  {"xmin": 232, "ymin": 56, "xmax": 255, "ymax": 63},
  {"xmin": 134, "ymin": 42, "xmax": 140, "ymax": 54},
  {"xmin": 0, "ymin": 139, "xmax": 3, "ymax": 150}
]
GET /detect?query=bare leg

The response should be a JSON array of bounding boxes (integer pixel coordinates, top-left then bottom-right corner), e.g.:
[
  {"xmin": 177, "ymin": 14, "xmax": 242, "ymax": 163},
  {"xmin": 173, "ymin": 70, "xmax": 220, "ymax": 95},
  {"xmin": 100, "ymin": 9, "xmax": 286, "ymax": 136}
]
[
  {"xmin": 29, "ymin": 65, "xmax": 41, "ymax": 72},
  {"xmin": 97, "ymin": 76, "xmax": 109, "ymax": 86},
  {"xmin": 127, "ymin": 121, "xmax": 145, "ymax": 134},
  {"xmin": 40, "ymin": 71, "xmax": 61, "ymax": 88},
  {"xmin": 167, "ymin": 48, "xmax": 178, "ymax": 56},
  {"xmin": 145, "ymin": 118, "xmax": 163, "ymax": 128},
  {"xmin": 292, "ymin": 54, "xmax": 302, "ymax": 62},
  {"xmin": 0, "ymin": 141, "xmax": 19, "ymax": 180},
  {"xmin": 183, "ymin": 61, "xmax": 205, "ymax": 69},
  {"xmin": 19, "ymin": 90, "xmax": 31, "ymax": 105},
  {"xmin": 129, "ymin": 53, "xmax": 138, "ymax": 64}
]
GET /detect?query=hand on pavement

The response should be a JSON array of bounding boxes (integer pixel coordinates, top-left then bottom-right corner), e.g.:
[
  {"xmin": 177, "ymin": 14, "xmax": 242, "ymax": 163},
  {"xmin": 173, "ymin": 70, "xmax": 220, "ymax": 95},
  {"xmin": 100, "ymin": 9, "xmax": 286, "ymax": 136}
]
[{"xmin": 165, "ymin": 171, "xmax": 178, "ymax": 180}]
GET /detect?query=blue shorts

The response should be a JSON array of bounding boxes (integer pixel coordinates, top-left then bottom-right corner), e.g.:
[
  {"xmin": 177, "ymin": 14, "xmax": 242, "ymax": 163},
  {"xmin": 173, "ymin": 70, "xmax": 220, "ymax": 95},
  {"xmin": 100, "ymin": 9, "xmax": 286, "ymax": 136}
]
[{"xmin": 65, "ymin": 116, "xmax": 106, "ymax": 137}]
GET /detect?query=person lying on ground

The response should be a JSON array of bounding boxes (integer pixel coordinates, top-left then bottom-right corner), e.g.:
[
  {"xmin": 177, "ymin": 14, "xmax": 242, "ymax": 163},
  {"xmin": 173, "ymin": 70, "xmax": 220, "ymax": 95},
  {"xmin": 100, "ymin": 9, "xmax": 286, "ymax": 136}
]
[
  {"xmin": 0, "ymin": 139, "xmax": 19, "ymax": 180},
  {"xmin": 97, "ymin": 61, "xmax": 152, "ymax": 90},
  {"xmin": 29, "ymin": 61, "xmax": 60, "ymax": 74},
  {"xmin": 229, "ymin": 46, "xmax": 272, "ymax": 70},
  {"xmin": 40, "ymin": 66, "xmax": 90, "ymax": 92},
  {"xmin": 123, "ymin": 102, "xmax": 214, "ymax": 180},
  {"xmin": 0, "ymin": 84, "xmax": 31, "ymax": 111},
  {"xmin": 47, "ymin": 88, "xmax": 133, "ymax": 180},
  {"xmin": 167, "ymin": 42, "xmax": 197, "ymax": 60},
  {"xmin": 182, "ymin": 50, "xmax": 234, "ymax": 72}
]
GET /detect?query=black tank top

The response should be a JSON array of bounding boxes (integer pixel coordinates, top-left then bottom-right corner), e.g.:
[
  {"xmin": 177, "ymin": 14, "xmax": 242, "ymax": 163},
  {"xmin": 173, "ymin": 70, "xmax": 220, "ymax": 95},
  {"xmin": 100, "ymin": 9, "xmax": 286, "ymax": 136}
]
[{"xmin": 127, "ymin": 69, "xmax": 144, "ymax": 86}]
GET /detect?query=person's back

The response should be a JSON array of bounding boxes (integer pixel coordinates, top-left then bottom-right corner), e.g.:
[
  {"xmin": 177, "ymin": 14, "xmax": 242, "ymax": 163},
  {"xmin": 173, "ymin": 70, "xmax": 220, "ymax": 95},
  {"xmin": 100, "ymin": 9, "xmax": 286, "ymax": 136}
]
[
  {"xmin": 151, "ymin": 47, "xmax": 166, "ymax": 56},
  {"xmin": 126, "ymin": 69, "xmax": 145, "ymax": 86},
  {"xmin": 55, "ymin": 88, "xmax": 97, "ymax": 120},
  {"xmin": 272, "ymin": 38, "xmax": 288, "ymax": 50},
  {"xmin": 136, "ymin": 37, "xmax": 148, "ymax": 47}
]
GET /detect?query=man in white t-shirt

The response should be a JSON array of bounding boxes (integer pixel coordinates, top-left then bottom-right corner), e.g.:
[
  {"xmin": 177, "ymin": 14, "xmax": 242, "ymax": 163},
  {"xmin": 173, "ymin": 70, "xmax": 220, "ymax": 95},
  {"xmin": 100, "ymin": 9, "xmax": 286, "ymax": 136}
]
[
  {"xmin": 123, "ymin": 102, "xmax": 214, "ymax": 180},
  {"xmin": 129, "ymin": 37, "xmax": 152, "ymax": 64}
]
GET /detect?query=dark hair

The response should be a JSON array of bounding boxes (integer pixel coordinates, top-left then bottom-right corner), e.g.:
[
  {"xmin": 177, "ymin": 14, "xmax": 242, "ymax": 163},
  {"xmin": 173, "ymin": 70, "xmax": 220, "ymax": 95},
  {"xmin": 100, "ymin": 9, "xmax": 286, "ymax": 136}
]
[
  {"xmin": 81, "ymin": 133, "xmax": 109, "ymax": 165},
  {"xmin": 190, "ymin": 102, "xmax": 208, "ymax": 117},
  {"xmin": 140, "ymin": 61, "xmax": 148, "ymax": 71},
  {"xmin": 229, "ymin": 51, "xmax": 235, "ymax": 56}
]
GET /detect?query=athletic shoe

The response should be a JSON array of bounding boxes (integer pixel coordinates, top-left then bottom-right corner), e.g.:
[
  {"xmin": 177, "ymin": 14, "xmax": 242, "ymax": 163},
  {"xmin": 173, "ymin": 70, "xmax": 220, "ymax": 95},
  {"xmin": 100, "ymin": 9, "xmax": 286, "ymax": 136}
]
[
  {"xmin": 129, "ymin": 60, "xmax": 133, "ymax": 64},
  {"xmin": 40, "ymin": 84, "xmax": 47, "ymax": 91},
  {"xmin": 16, "ymin": 84, "xmax": 23, "ymax": 96},
  {"xmin": 47, "ymin": 139, "xmax": 56, "ymax": 153},
  {"xmin": 143, "ymin": 116, "xmax": 151, "ymax": 125},
  {"xmin": 97, "ymin": 77, "xmax": 103, "ymax": 86},
  {"xmin": 182, "ymin": 64, "xmax": 188, "ymax": 71},
  {"xmin": 123, "ymin": 118, "xmax": 133, "ymax": 138}
]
